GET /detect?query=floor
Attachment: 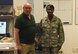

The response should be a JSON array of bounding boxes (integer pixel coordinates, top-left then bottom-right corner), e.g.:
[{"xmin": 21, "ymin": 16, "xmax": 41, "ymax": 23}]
[{"xmin": 0, "ymin": 50, "xmax": 63, "ymax": 54}]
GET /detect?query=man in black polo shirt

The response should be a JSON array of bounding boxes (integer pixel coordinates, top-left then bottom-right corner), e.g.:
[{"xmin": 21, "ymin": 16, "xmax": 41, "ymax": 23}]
[{"xmin": 14, "ymin": 2, "xmax": 36, "ymax": 54}]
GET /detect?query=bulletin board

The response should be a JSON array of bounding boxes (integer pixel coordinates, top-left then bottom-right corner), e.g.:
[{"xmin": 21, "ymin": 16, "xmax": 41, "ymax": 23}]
[
  {"xmin": 43, "ymin": 0, "xmax": 73, "ymax": 25},
  {"xmin": 75, "ymin": 0, "xmax": 78, "ymax": 25}
]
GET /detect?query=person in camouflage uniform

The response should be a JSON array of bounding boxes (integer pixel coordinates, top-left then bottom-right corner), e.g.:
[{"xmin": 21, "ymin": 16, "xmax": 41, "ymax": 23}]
[{"xmin": 39, "ymin": 4, "xmax": 65, "ymax": 54}]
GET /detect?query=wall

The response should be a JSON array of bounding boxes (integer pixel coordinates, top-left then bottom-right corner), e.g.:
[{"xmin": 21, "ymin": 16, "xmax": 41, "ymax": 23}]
[
  {"xmin": 34, "ymin": 0, "xmax": 78, "ymax": 54},
  {"xmin": 62, "ymin": 0, "xmax": 78, "ymax": 54},
  {"xmin": 34, "ymin": 0, "xmax": 43, "ymax": 23}
]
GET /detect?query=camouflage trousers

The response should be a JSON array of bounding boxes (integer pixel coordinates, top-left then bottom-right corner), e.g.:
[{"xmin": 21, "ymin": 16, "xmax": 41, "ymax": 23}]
[{"xmin": 42, "ymin": 47, "xmax": 59, "ymax": 54}]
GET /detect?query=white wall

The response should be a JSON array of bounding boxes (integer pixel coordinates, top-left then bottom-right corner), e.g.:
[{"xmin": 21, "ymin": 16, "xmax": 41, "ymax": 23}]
[
  {"xmin": 62, "ymin": 0, "xmax": 78, "ymax": 54},
  {"xmin": 34, "ymin": 0, "xmax": 43, "ymax": 23},
  {"xmin": 34, "ymin": 0, "xmax": 78, "ymax": 54}
]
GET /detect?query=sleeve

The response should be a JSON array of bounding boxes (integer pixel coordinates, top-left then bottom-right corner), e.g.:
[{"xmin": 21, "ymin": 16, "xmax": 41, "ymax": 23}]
[
  {"xmin": 58, "ymin": 19, "xmax": 65, "ymax": 47},
  {"xmin": 36, "ymin": 22, "xmax": 43, "ymax": 36},
  {"xmin": 14, "ymin": 17, "xmax": 22, "ymax": 29},
  {"xmin": 39, "ymin": 19, "xmax": 44, "ymax": 36}
]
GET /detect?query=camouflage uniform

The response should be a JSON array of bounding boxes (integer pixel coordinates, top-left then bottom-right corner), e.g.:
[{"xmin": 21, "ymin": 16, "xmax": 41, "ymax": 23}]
[{"xmin": 40, "ymin": 15, "xmax": 65, "ymax": 54}]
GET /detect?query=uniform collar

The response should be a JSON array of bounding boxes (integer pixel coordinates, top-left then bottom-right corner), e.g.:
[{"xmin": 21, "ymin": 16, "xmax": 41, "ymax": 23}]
[{"xmin": 46, "ymin": 15, "xmax": 57, "ymax": 22}]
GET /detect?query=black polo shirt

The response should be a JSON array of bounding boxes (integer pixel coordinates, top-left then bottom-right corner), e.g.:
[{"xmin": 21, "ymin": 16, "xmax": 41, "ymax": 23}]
[{"xmin": 15, "ymin": 13, "xmax": 36, "ymax": 44}]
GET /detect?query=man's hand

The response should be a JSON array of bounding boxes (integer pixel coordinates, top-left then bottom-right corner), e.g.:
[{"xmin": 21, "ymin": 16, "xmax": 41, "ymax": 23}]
[{"xmin": 16, "ymin": 45, "xmax": 22, "ymax": 54}]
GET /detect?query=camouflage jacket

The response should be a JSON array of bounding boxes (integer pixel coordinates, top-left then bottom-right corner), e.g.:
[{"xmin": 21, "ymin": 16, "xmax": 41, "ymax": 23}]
[{"xmin": 40, "ymin": 15, "xmax": 65, "ymax": 47}]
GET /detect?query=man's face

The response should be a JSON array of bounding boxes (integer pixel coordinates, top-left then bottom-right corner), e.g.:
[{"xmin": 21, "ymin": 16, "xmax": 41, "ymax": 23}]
[
  {"xmin": 46, "ymin": 6, "xmax": 54, "ymax": 15},
  {"xmin": 23, "ymin": 5, "xmax": 32, "ymax": 15}
]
